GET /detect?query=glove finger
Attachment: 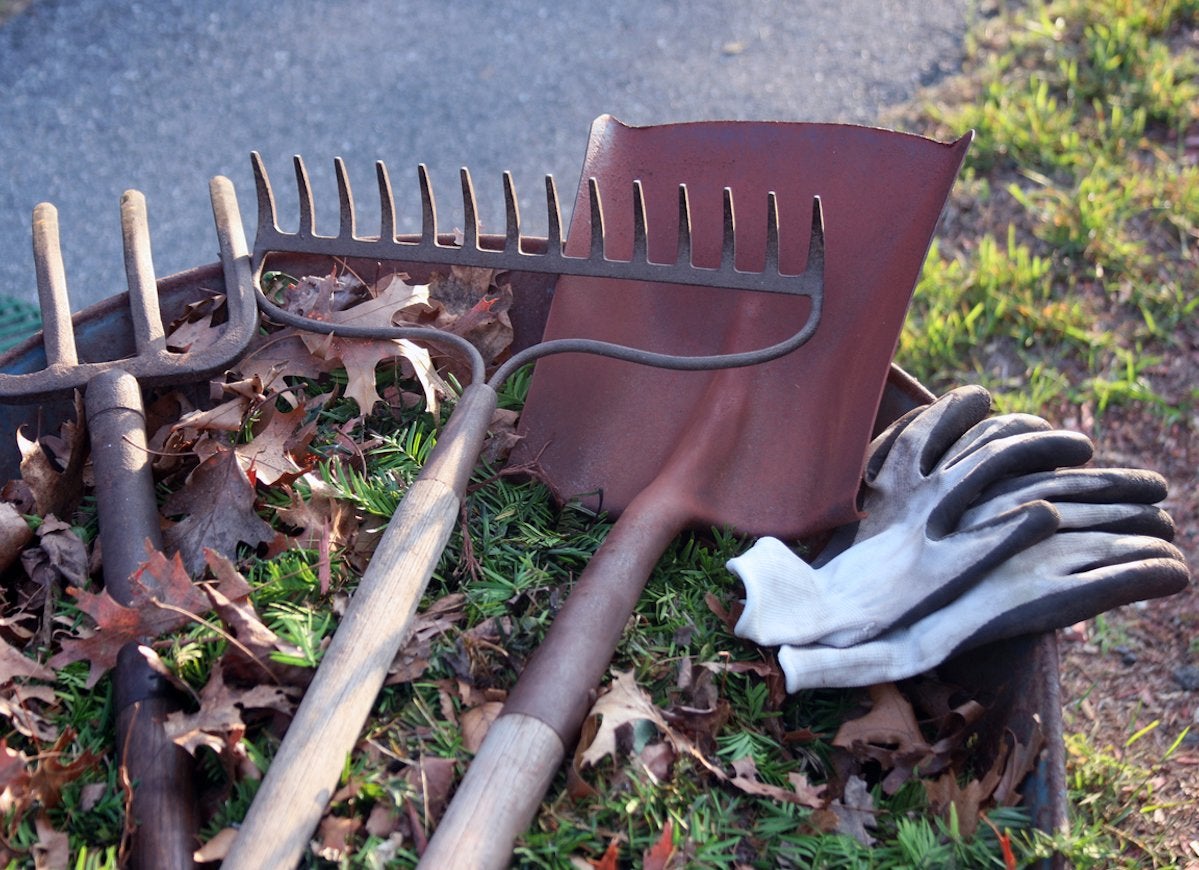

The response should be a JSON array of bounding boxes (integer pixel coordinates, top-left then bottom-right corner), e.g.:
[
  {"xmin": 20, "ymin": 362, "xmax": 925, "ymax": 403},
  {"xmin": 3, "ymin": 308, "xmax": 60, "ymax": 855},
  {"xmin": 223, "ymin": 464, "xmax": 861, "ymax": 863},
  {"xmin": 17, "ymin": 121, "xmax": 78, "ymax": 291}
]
[
  {"xmin": 778, "ymin": 633, "xmax": 928, "ymax": 690},
  {"xmin": 946, "ymin": 547, "xmax": 1189, "ymax": 659},
  {"xmin": 929, "ymin": 430, "xmax": 1093, "ymax": 535},
  {"xmin": 937, "ymin": 413, "xmax": 1053, "ymax": 470},
  {"xmin": 863, "ymin": 386, "xmax": 992, "ymax": 486},
  {"xmin": 1051, "ymin": 502, "xmax": 1175, "ymax": 538},
  {"xmin": 964, "ymin": 468, "xmax": 1167, "ymax": 520}
]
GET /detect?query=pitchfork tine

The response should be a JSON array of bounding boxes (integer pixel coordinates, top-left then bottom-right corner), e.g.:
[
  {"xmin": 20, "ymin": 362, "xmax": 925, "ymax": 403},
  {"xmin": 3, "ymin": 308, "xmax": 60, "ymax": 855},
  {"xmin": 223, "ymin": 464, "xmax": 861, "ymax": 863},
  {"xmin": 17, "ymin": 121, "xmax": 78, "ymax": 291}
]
[
  {"xmin": 252, "ymin": 152, "xmax": 280, "ymax": 237},
  {"xmin": 31, "ymin": 202, "xmax": 78, "ymax": 368},
  {"xmin": 120, "ymin": 190, "xmax": 166, "ymax": 355}
]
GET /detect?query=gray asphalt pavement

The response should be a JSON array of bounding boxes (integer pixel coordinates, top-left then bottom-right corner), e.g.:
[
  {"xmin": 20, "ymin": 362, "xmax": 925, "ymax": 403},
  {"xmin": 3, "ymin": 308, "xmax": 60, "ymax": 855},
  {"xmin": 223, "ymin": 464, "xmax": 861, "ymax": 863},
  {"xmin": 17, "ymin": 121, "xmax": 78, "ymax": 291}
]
[{"xmin": 1, "ymin": 0, "xmax": 969, "ymax": 309}]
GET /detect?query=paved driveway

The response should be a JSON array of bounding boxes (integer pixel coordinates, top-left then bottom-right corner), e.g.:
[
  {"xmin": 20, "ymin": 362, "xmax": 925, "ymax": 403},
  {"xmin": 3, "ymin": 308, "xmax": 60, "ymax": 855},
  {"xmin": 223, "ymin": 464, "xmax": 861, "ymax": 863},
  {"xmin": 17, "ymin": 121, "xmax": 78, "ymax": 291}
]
[{"xmin": 0, "ymin": 0, "xmax": 968, "ymax": 308}]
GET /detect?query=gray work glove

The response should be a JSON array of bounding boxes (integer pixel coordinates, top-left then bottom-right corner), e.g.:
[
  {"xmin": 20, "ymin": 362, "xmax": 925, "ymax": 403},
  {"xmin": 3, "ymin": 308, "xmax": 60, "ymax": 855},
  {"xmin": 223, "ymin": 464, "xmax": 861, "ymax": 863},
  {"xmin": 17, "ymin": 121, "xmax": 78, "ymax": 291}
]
[
  {"xmin": 772, "ymin": 468, "xmax": 1188, "ymax": 690},
  {"xmin": 731, "ymin": 386, "xmax": 1093, "ymax": 648}
]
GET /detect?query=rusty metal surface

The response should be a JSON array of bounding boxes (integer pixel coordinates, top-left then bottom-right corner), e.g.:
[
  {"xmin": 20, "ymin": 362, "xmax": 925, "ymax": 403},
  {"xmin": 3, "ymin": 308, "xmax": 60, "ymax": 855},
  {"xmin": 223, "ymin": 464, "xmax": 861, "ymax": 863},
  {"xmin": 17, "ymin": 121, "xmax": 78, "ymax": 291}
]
[{"xmin": 515, "ymin": 117, "xmax": 972, "ymax": 540}]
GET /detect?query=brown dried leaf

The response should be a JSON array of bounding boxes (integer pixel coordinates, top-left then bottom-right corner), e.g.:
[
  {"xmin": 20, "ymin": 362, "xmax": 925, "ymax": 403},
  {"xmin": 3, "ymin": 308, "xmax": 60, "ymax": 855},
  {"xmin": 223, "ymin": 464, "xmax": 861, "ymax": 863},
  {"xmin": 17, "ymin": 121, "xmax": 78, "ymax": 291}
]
[
  {"xmin": 165, "ymin": 661, "xmax": 295, "ymax": 756},
  {"xmin": 162, "ymin": 447, "xmax": 275, "ymax": 574},
  {"xmin": 32, "ymin": 812, "xmax": 68, "ymax": 870},
  {"xmin": 21, "ymin": 517, "xmax": 88, "ymax": 591},
  {"xmin": 642, "ymin": 820, "xmax": 676, "ymax": 870},
  {"xmin": 728, "ymin": 756, "xmax": 826, "ymax": 808},
  {"xmin": 314, "ymin": 815, "xmax": 362, "ymax": 862},
  {"xmin": 234, "ymin": 403, "xmax": 313, "ymax": 486},
  {"xmin": 15, "ymin": 395, "xmax": 86, "ymax": 519},
  {"xmin": 833, "ymin": 683, "xmax": 931, "ymax": 769},
  {"xmin": 49, "ymin": 548, "xmax": 210, "ymax": 687},
  {"xmin": 579, "ymin": 670, "xmax": 670, "ymax": 768},
  {"xmin": 27, "ymin": 730, "xmax": 100, "ymax": 812},
  {"xmin": 0, "ymin": 637, "xmax": 54, "ymax": 684},
  {"xmin": 404, "ymin": 755, "xmax": 457, "ymax": 825},
  {"xmin": 830, "ymin": 774, "xmax": 877, "ymax": 847},
  {"xmin": 0, "ymin": 684, "xmax": 59, "ymax": 741},
  {"xmin": 0, "ymin": 501, "xmax": 34, "ymax": 575},
  {"xmin": 460, "ymin": 702, "xmax": 504, "ymax": 754}
]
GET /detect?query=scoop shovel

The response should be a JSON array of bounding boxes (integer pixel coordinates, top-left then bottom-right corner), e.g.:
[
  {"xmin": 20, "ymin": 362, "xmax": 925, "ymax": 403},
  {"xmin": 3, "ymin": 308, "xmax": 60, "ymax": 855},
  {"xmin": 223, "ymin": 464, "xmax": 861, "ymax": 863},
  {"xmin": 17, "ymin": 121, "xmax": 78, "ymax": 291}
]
[{"xmin": 420, "ymin": 117, "xmax": 971, "ymax": 867}]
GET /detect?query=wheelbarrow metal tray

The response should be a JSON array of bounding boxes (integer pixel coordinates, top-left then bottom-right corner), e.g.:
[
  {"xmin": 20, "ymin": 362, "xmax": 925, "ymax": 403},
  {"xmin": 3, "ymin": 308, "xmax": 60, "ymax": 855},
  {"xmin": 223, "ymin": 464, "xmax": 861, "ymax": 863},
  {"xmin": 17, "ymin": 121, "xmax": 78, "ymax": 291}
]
[{"xmin": 0, "ymin": 248, "xmax": 1068, "ymax": 854}]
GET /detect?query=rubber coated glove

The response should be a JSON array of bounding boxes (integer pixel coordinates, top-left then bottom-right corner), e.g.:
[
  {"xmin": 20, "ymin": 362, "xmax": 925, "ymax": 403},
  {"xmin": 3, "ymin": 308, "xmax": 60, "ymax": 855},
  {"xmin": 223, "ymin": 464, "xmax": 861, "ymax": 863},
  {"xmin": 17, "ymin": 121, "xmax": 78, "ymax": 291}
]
[
  {"xmin": 731, "ymin": 386, "xmax": 1093, "ymax": 648},
  {"xmin": 772, "ymin": 468, "xmax": 1188, "ymax": 690}
]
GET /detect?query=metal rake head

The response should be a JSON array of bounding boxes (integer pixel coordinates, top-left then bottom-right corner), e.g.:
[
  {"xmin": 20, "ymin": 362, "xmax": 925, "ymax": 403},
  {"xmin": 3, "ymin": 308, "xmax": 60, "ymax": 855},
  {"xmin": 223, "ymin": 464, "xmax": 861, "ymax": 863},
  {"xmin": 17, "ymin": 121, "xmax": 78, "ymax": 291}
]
[
  {"xmin": 0, "ymin": 177, "xmax": 258, "ymax": 400},
  {"xmin": 251, "ymin": 153, "xmax": 825, "ymax": 300}
]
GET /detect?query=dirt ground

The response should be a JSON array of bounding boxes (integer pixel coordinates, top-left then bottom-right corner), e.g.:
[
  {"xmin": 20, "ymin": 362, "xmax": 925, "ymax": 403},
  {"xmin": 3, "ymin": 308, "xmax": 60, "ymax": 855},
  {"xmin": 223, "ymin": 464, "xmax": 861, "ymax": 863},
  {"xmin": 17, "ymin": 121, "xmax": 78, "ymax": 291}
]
[{"xmin": 1054, "ymin": 317, "xmax": 1199, "ymax": 863}]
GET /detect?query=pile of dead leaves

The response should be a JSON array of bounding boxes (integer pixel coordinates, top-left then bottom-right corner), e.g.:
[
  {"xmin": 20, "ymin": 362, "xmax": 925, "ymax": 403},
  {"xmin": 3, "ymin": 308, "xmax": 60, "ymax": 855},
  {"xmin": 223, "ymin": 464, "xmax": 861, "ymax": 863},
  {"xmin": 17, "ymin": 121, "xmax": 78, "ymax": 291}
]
[
  {"xmin": 0, "ymin": 263, "xmax": 516, "ymax": 865},
  {"xmin": 0, "ymin": 261, "xmax": 1036, "ymax": 866}
]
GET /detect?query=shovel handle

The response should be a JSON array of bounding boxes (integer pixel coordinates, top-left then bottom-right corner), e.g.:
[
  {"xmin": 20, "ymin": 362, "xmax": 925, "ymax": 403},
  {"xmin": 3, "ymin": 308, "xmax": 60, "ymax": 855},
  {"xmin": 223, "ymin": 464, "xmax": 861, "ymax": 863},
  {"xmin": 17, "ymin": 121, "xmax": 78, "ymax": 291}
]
[
  {"xmin": 419, "ymin": 491, "xmax": 682, "ymax": 868},
  {"xmin": 222, "ymin": 383, "xmax": 497, "ymax": 870}
]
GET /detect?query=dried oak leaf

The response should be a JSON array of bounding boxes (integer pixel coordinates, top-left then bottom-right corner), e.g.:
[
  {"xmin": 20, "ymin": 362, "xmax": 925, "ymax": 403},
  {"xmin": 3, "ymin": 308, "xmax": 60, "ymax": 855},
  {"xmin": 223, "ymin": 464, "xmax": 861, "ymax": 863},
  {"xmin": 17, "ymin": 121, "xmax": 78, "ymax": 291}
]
[
  {"xmin": 728, "ymin": 756, "xmax": 826, "ymax": 809},
  {"xmin": 234, "ymin": 402, "xmax": 315, "ymax": 486},
  {"xmin": 26, "ymin": 730, "xmax": 100, "ymax": 812},
  {"xmin": 0, "ymin": 636, "xmax": 54, "ymax": 684},
  {"xmin": 833, "ymin": 683, "xmax": 931, "ymax": 793},
  {"xmin": 578, "ymin": 670, "xmax": 671, "ymax": 769},
  {"xmin": 201, "ymin": 550, "xmax": 312, "ymax": 688},
  {"xmin": 0, "ymin": 683, "xmax": 59, "ymax": 742},
  {"xmin": 162, "ymin": 447, "xmax": 275, "ymax": 575},
  {"xmin": 164, "ymin": 661, "xmax": 295, "ymax": 756},
  {"xmin": 295, "ymin": 272, "xmax": 450, "ymax": 414},
  {"xmin": 15, "ymin": 394, "xmax": 87, "ymax": 520},
  {"xmin": 49, "ymin": 548, "xmax": 209, "ymax": 687}
]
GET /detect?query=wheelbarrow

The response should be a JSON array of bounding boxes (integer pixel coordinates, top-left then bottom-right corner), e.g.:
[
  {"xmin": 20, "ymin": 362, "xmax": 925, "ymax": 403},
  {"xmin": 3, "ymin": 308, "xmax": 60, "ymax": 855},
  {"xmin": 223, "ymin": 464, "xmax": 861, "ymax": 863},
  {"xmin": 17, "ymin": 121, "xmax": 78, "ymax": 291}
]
[{"xmin": 0, "ymin": 119, "xmax": 1068, "ymax": 866}]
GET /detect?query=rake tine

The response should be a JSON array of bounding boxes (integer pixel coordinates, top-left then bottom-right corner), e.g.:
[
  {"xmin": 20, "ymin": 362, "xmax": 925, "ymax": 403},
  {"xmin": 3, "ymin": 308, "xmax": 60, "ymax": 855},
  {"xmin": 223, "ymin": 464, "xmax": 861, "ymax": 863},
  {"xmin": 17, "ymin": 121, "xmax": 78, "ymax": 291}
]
[
  {"xmin": 502, "ymin": 172, "xmax": 521, "ymax": 254},
  {"xmin": 418, "ymin": 164, "xmax": 438, "ymax": 247},
  {"xmin": 375, "ymin": 161, "xmax": 396, "ymax": 243},
  {"xmin": 294, "ymin": 155, "xmax": 316, "ymax": 238},
  {"xmin": 764, "ymin": 192, "xmax": 781, "ymax": 276},
  {"xmin": 335, "ymin": 157, "xmax": 357, "ymax": 242},
  {"xmin": 587, "ymin": 178, "xmax": 605, "ymax": 262},
  {"xmin": 631, "ymin": 180, "xmax": 648, "ymax": 265},
  {"xmin": 545, "ymin": 175, "xmax": 563, "ymax": 259},
  {"xmin": 719, "ymin": 187, "xmax": 736, "ymax": 272},
  {"xmin": 120, "ymin": 190, "xmax": 166, "ymax": 355},
  {"xmin": 31, "ymin": 202, "xmax": 78, "ymax": 368},
  {"xmin": 460, "ymin": 167, "xmax": 480, "ymax": 252},
  {"xmin": 676, "ymin": 184, "xmax": 692, "ymax": 270}
]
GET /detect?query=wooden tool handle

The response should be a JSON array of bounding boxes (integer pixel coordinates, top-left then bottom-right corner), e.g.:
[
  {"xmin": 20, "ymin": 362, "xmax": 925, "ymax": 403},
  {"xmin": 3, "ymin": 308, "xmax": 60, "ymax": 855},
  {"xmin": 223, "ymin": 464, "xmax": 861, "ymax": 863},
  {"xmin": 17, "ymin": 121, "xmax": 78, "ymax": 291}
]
[
  {"xmin": 88, "ymin": 369, "xmax": 198, "ymax": 870},
  {"xmin": 417, "ymin": 714, "xmax": 565, "ymax": 868},
  {"xmin": 222, "ymin": 383, "xmax": 497, "ymax": 870},
  {"xmin": 419, "ymin": 489, "xmax": 684, "ymax": 868}
]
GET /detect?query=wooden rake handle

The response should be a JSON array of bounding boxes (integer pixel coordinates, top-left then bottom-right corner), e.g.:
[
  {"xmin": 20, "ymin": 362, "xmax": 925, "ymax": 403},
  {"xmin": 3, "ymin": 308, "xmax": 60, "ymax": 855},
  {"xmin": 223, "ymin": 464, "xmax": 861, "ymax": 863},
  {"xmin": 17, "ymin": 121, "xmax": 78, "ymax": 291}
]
[{"xmin": 221, "ymin": 383, "xmax": 497, "ymax": 869}]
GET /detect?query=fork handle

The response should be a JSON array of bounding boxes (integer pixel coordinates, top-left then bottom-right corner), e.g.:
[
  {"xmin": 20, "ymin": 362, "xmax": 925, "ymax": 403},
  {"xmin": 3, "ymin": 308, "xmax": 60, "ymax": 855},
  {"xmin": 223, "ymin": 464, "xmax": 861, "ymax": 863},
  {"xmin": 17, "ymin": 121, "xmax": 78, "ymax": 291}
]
[
  {"xmin": 87, "ymin": 369, "xmax": 197, "ymax": 870},
  {"xmin": 222, "ymin": 382, "xmax": 497, "ymax": 870}
]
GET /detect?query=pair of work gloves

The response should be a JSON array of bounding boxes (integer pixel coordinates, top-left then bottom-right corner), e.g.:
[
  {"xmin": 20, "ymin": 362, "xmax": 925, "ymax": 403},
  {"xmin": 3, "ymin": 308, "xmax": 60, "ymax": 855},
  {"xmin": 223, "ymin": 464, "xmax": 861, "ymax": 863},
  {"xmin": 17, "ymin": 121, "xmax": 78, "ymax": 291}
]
[{"xmin": 729, "ymin": 385, "xmax": 1191, "ymax": 691}]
